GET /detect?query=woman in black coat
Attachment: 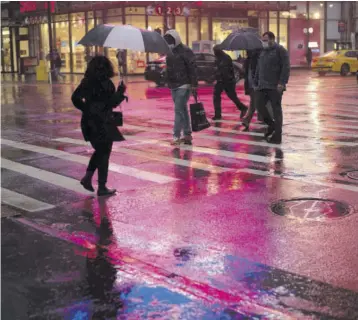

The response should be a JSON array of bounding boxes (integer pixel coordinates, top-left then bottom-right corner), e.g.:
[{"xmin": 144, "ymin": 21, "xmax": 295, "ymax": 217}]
[{"xmin": 72, "ymin": 56, "xmax": 126, "ymax": 196}]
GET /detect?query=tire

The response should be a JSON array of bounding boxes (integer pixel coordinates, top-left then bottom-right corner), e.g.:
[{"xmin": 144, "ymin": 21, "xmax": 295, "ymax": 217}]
[
  {"xmin": 318, "ymin": 71, "xmax": 326, "ymax": 76},
  {"xmin": 340, "ymin": 64, "xmax": 350, "ymax": 76}
]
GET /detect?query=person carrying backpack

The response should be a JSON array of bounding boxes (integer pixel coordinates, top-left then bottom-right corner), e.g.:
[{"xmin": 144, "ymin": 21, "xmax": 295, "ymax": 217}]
[{"xmin": 254, "ymin": 31, "xmax": 290, "ymax": 144}]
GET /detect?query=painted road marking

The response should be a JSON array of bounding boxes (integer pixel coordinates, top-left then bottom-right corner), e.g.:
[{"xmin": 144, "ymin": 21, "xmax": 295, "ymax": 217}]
[
  {"xmin": 120, "ymin": 124, "xmax": 358, "ymax": 147},
  {"xmin": 1, "ymin": 188, "xmax": 55, "ymax": 213},
  {"xmin": 63, "ymin": 134, "xmax": 277, "ymax": 164},
  {"xmin": 237, "ymin": 168, "xmax": 358, "ymax": 193},
  {"xmin": 1, "ymin": 158, "xmax": 93, "ymax": 195},
  {"xmin": 1, "ymin": 139, "xmax": 177, "ymax": 184},
  {"xmin": 53, "ymin": 137, "xmax": 230, "ymax": 174},
  {"xmin": 137, "ymin": 119, "xmax": 358, "ymax": 140}
]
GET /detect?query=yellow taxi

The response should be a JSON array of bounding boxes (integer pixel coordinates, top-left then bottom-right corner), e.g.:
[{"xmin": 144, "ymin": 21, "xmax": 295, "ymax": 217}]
[{"xmin": 312, "ymin": 50, "xmax": 358, "ymax": 76}]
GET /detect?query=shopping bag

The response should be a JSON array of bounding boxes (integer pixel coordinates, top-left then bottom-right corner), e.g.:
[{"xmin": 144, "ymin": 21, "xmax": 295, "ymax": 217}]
[{"xmin": 189, "ymin": 96, "xmax": 210, "ymax": 132}]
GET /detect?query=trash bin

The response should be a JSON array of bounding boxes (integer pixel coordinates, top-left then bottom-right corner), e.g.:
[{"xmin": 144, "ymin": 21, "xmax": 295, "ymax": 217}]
[{"xmin": 36, "ymin": 60, "xmax": 49, "ymax": 81}]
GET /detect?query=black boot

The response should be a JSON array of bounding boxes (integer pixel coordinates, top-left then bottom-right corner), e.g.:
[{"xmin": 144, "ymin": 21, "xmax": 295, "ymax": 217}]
[
  {"xmin": 97, "ymin": 185, "xmax": 116, "ymax": 196},
  {"xmin": 80, "ymin": 171, "xmax": 95, "ymax": 192}
]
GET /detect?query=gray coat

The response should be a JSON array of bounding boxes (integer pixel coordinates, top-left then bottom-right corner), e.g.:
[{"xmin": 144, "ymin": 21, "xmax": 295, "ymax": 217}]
[{"xmin": 254, "ymin": 43, "xmax": 290, "ymax": 90}]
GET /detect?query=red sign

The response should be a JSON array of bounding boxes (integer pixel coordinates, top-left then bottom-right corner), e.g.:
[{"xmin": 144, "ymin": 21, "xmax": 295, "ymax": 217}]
[{"xmin": 20, "ymin": 1, "xmax": 55, "ymax": 13}]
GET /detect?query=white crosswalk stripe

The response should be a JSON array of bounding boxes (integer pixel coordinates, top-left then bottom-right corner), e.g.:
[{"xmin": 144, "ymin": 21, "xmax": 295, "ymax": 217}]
[
  {"xmin": 1, "ymin": 158, "xmax": 93, "ymax": 195},
  {"xmin": 1, "ymin": 139, "xmax": 177, "ymax": 184},
  {"xmin": 1, "ymin": 188, "xmax": 55, "ymax": 213}
]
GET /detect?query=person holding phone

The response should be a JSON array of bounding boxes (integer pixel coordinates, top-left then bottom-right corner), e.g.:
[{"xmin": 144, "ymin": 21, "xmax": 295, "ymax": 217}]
[{"xmin": 72, "ymin": 56, "xmax": 127, "ymax": 196}]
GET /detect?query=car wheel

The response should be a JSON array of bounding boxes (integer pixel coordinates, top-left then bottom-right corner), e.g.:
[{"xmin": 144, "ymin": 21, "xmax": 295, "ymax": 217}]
[
  {"xmin": 318, "ymin": 71, "xmax": 326, "ymax": 76},
  {"xmin": 340, "ymin": 64, "xmax": 350, "ymax": 76}
]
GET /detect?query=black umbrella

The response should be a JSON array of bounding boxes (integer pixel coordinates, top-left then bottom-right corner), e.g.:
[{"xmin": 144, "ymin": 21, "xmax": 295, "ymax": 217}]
[
  {"xmin": 79, "ymin": 24, "xmax": 170, "ymax": 54},
  {"xmin": 220, "ymin": 29, "xmax": 263, "ymax": 51}
]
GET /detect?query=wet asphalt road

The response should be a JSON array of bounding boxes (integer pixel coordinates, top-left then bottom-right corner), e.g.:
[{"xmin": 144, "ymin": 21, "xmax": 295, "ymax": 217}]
[{"xmin": 1, "ymin": 71, "xmax": 358, "ymax": 319}]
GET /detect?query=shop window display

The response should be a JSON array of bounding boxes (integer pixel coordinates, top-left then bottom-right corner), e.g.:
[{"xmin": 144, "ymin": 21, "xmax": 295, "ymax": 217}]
[
  {"xmin": 71, "ymin": 12, "xmax": 86, "ymax": 73},
  {"xmin": 201, "ymin": 17, "xmax": 209, "ymax": 40},
  {"xmin": 269, "ymin": 12, "xmax": 278, "ymax": 37},
  {"xmin": 2, "ymin": 28, "xmax": 12, "ymax": 72},
  {"xmin": 213, "ymin": 18, "xmax": 249, "ymax": 59},
  {"xmin": 106, "ymin": 12, "xmax": 122, "ymax": 74},
  {"xmin": 54, "ymin": 15, "xmax": 70, "ymax": 72},
  {"xmin": 125, "ymin": 14, "xmax": 146, "ymax": 74},
  {"xmin": 176, "ymin": 16, "xmax": 187, "ymax": 45},
  {"xmin": 188, "ymin": 16, "xmax": 199, "ymax": 48},
  {"xmin": 279, "ymin": 19, "xmax": 288, "ymax": 48},
  {"xmin": 148, "ymin": 15, "xmax": 163, "ymax": 63}
]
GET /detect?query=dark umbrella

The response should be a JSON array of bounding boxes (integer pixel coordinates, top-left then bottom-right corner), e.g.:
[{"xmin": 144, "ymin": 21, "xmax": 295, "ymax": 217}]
[
  {"xmin": 79, "ymin": 24, "xmax": 170, "ymax": 54},
  {"xmin": 219, "ymin": 29, "xmax": 263, "ymax": 51}
]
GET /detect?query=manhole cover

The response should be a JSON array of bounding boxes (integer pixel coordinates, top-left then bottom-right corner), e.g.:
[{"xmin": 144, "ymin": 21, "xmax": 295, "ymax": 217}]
[
  {"xmin": 347, "ymin": 170, "xmax": 358, "ymax": 181},
  {"xmin": 270, "ymin": 198, "xmax": 353, "ymax": 221}
]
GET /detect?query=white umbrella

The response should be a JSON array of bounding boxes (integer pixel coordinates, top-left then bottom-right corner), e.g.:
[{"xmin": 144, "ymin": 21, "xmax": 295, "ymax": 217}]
[{"xmin": 79, "ymin": 24, "xmax": 170, "ymax": 54}]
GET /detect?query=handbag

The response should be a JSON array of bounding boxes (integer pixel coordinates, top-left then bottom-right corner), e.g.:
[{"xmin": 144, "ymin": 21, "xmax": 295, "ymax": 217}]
[{"xmin": 189, "ymin": 94, "xmax": 210, "ymax": 132}]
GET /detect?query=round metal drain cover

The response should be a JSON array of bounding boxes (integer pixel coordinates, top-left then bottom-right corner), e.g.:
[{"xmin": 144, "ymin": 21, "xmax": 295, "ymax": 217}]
[
  {"xmin": 347, "ymin": 170, "xmax": 358, "ymax": 181},
  {"xmin": 270, "ymin": 198, "xmax": 353, "ymax": 221}
]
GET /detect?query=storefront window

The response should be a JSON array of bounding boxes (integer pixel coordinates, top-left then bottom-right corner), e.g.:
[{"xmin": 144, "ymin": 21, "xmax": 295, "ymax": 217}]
[
  {"xmin": 2, "ymin": 28, "xmax": 12, "ymax": 72},
  {"xmin": 259, "ymin": 11, "xmax": 268, "ymax": 35},
  {"xmin": 201, "ymin": 17, "xmax": 209, "ymax": 40},
  {"xmin": 269, "ymin": 12, "xmax": 278, "ymax": 36},
  {"xmin": 148, "ymin": 16, "xmax": 163, "ymax": 62},
  {"xmin": 213, "ymin": 18, "xmax": 249, "ymax": 59},
  {"xmin": 125, "ymin": 15, "xmax": 146, "ymax": 74},
  {"xmin": 54, "ymin": 15, "xmax": 70, "ymax": 72},
  {"xmin": 106, "ymin": 11, "xmax": 123, "ymax": 74},
  {"xmin": 12, "ymin": 28, "xmax": 18, "ymax": 72},
  {"xmin": 188, "ymin": 16, "xmax": 199, "ymax": 48},
  {"xmin": 309, "ymin": 2, "xmax": 325, "ymax": 19},
  {"xmin": 40, "ymin": 24, "xmax": 50, "ymax": 60},
  {"xmin": 176, "ymin": 16, "xmax": 187, "ymax": 45},
  {"xmin": 71, "ymin": 12, "xmax": 86, "ymax": 73},
  {"xmin": 279, "ymin": 19, "xmax": 288, "ymax": 48},
  {"xmin": 327, "ymin": 2, "xmax": 341, "ymax": 20},
  {"xmin": 290, "ymin": 1, "xmax": 308, "ymax": 19}
]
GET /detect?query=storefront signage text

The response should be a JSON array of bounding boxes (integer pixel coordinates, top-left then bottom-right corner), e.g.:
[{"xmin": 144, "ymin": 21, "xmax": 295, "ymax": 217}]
[
  {"xmin": 20, "ymin": 1, "xmax": 55, "ymax": 13},
  {"xmin": 154, "ymin": 5, "xmax": 186, "ymax": 16},
  {"xmin": 24, "ymin": 16, "xmax": 48, "ymax": 25}
]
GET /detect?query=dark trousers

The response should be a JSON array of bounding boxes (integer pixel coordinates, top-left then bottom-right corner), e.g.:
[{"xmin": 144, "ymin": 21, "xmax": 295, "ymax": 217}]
[
  {"xmin": 87, "ymin": 140, "xmax": 113, "ymax": 186},
  {"xmin": 213, "ymin": 82, "xmax": 244, "ymax": 117},
  {"xmin": 255, "ymin": 89, "xmax": 283, "ymax": 137}
]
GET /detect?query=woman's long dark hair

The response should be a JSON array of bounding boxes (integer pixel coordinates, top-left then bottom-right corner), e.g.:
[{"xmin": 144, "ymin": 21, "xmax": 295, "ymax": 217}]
[{"xmin": 84, "ymin": 55, "xmax": 115, "ymax": 80}]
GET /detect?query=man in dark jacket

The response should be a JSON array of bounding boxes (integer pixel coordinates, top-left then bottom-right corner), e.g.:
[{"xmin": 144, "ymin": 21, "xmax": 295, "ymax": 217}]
[
  {"xmin": 254, "ymin": 31, "xmax": 290, "ymax": 144},
  {"xmin": 164, "ymin": 29, "xmax": 198, "ymax": 146},
  {"xmin": 212, "ymin": 46, "xmax": 247, "ymax": 121}
]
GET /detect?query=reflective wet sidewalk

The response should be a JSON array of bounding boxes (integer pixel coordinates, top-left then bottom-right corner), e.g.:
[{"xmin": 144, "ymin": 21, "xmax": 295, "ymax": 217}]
[{"xmin": 1, "ymin": 71, "xmax": 358, "ymax": 319}]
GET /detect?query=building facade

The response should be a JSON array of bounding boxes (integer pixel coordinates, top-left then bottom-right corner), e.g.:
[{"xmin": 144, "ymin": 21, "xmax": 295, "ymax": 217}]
[{"xmin": 1, "ymin": 1, "xmax": 357, "ymax": 74}]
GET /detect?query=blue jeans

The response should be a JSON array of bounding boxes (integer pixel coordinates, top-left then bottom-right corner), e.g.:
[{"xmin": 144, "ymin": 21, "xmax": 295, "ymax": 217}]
[{"xmin": 171, "ymin": 88, "xmax": 191, "ymax": 139}]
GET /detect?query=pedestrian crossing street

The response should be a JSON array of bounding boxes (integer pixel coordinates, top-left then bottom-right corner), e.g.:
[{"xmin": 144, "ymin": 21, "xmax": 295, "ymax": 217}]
[{"xmin": 2, "ymin": 83, "xmax": 358, "ymax": 216}]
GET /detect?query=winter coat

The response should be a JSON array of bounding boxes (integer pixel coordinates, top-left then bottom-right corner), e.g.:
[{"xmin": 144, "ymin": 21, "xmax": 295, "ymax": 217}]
[
  {"xmin": 215, "ymin": 52, "xmax": 236, "ymax": 84},
  {"xmin": 165, "ymin": 30, "xmax": 198, "ymax": 90},
  {"xmin": 244, "ymin": 49, "xmax": 262, "ymax": 95},
  {"xmin": 71, "ymin": 78, "xmax": 126, "ymax": 143},
  {"xmin": 254, "ymin": 43, "xmax": 290, "ymax": 91}
]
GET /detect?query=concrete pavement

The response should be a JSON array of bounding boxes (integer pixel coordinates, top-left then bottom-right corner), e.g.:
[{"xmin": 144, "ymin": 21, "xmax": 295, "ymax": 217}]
[{"xmin": 1, "ymin": 72, "xmax": 358, "ymax": 319}]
